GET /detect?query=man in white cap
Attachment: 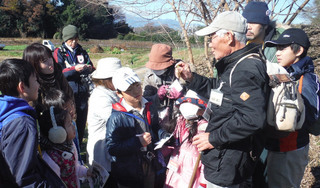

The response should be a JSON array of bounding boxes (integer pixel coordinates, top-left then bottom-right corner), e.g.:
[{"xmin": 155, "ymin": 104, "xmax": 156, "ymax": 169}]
[{"xmin": 175, "ymin": 11, "xmax": 269, "ymax": 187}]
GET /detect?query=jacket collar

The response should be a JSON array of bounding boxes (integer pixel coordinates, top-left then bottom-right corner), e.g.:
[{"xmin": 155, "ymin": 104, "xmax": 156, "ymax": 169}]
[
  {"xmin": 215, "ymin": 43, "xmax": 261, "ymax": 74},
  {"xmin": 62, "ymin": 42, "xmax": 81, "ymax": 53},
  {"xmin": 287, "ymin": 56, "xmax": 314, "ymax": 81},
  {"xmin": 112, "ymin": 97, "xmax": 150, "ymax": 114}
]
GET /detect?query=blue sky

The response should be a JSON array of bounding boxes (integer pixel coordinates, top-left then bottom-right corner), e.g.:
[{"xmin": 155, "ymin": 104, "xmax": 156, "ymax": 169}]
[{"xmin": 121, "ymin": 0, "xmax": 314, "ymax": 28}]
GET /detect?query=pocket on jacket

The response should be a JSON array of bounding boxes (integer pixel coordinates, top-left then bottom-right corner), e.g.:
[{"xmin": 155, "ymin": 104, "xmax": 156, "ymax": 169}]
[
  {"xmin": 111, "ymin": 156, "xmax": 143, "ymax": 182},
  {"xmin": 202, "ymin": 149, "xmax": 255, "ymax": 186}
]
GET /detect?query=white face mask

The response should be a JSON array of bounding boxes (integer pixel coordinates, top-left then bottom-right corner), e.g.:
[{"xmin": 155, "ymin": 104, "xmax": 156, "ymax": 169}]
[
  {"xmin": 153, "ymin": 68, "xmax": 167, "ymax": 76},
  {"xmin": 179, "ymin": 103, "xmax": 199, "ymax": 120}
]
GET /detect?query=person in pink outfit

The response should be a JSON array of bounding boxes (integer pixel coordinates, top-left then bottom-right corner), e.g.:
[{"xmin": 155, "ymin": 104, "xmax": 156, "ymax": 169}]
[{"xmin": 164, "ymin": 90, "xmax": 208, "ymax": 188}]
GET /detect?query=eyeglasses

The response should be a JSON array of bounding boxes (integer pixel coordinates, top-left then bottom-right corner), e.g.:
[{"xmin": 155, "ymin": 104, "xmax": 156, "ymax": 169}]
[
  {"xmin": 207, "ymin": 33, "xmax": 218, "ymax": 44},
  {"xmin": 207, "ymin": 30, "xmax": 234, "ymax": 44}
]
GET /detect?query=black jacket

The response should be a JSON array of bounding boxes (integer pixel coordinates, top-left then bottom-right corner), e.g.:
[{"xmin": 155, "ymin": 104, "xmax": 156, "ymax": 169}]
[{"xmin": 187, "ymin": 43, "xmax": 269, "ymax": 186}]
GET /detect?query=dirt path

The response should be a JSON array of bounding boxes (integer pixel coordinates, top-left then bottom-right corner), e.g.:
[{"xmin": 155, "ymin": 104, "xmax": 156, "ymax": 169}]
[{"xmin": 134, "ymin": 66, "xmax": 147, "ymax": 81}]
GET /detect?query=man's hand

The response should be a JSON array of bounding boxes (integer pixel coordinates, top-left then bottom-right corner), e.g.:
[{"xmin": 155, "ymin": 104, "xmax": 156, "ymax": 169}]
[
  {"xmin": 75, "ymin": 64, "xmax": 86, "ymax": 72},
  {"xmin": 192, "ymin": 132, "xmax": 214, "ymax": 152},
  {"xmin": 85, "ymin": 64, "xmax": 93, "ymax": 72},
  {"xmin": 137, "ymin": 132, "xmax": 152, "ymax": 147},
  {"xmin": 175, "ymin": 61, "xmax": 193, "ymax": 82}
]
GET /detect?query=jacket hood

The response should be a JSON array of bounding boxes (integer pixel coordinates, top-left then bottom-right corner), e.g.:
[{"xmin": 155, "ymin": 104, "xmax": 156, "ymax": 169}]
[
  {"xmin": 0, "ymin": 95, "xmax": 35, "ymax": 123},
  {"xmin": 287, "ymin": 56, "xmax": 314, "ymax": 81}
]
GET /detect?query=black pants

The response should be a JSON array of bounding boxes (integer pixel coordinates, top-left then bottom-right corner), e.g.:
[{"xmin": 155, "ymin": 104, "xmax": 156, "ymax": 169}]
[
  {"xmin": 75, "ymin": 92, "xmax": 88, "ymax": 146},
  {"xmin": 104, "ymin": 173, "xmax": 118, "ymax": 188}
]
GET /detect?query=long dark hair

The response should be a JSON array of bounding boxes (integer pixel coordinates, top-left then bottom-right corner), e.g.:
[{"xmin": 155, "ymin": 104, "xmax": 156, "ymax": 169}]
[
  {"xmin": 22, "ymin": 43, "xmax": 55, "ymax": 74},
  {"xmin": 38, "ymin": 107, "xmax": 68, "ymax": 138},
  {"xmin": 162, "ymin": 109, "xmax": 200, "ymax": 142},
  {"xmin": 185, "ymin": 119, "xmax": 199, "ymax": 142}
]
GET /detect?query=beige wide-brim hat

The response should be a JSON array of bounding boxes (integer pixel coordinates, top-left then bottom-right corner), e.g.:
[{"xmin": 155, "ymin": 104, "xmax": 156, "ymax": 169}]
[
  {"xmin": 91, "ymin": 57, "xmax": 122, "ymax": 79},
  {"xmin": 145, "ymin": 44, "xmax": 175, "ymax": 70}
]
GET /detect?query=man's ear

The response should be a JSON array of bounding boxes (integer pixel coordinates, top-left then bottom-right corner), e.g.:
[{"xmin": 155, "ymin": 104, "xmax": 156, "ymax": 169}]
[
  {"xmin": 227, "ymin": 32, "xmax": 235, "ymax": 45},
  {"xmin": 17, "ymin": 82, "xmax": 25, "ymax": 95},
  {"xmin": 17, "ymin": 81, "xmax": 27, "ymax": 99},
  {"xmin": 296, "ymin": 46, "xmax": 304, "ymax": 57}
]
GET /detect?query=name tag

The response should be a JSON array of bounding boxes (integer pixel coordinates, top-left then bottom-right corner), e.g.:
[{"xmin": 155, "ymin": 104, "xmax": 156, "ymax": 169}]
[
  {"xmin": 77, "ymin": 55, "xmax": 84, "ymax": 64},
  {"xmin": 210, "ymin": 89, "xmax": 224, "ymax": 106}
]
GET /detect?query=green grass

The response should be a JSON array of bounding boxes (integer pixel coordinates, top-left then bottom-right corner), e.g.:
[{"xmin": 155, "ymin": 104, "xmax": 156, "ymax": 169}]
[
  {"xmin": 0, "ymin": 42, "xmax": 206, "ymax": 70},
  {"xmin": 87, "ymin": 47, "xmax": 150, "ymax": 69},
  {"xmin": 3, "ymin": 45, "xmax": 28, "ymax": 50},
  {"xmin": 0, "ymin": 45, "xmax": 27, "ymax": 58}
]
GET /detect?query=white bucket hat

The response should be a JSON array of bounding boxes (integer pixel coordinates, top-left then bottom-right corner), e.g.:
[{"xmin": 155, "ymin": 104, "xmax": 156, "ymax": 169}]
[
  {"xmin": 112, "ymin": 67, "xmax": 141, "ymax": 91},
  {"xmin": 91, "ymin": 57, "xmax": 122, "ymax": 79}
]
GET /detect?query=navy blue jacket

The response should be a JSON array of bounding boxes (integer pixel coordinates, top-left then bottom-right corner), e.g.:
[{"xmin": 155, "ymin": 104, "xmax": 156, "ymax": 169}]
[
  {"xmin": 53, "ymin": 43, "xmax": 93, "ymax": 96},
  {"xmin": 105, "ymin": 99, "xmax": 161, "ymax": 187},
  {"xmin": 0, "ymin": 95, "xmax": 65, "ymax": 187},
  {"xmin": 266, "ymin": 56, "xmax": 320, "ymax": 152}
]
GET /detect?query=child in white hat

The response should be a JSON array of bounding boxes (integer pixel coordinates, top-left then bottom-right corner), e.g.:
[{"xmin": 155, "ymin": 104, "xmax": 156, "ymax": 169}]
[
  {"xmin": 86, "ymin": 57, "xmax": 121, "ymax": 187},
  {"xmin": 106, "ymin": 67, "xmax": 166, "ymax": 188}
]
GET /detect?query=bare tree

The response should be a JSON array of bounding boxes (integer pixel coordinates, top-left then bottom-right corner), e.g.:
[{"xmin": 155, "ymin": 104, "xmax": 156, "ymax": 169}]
[{"xmin": 84, "ymin": 0, "xmax": 312, "ymax": 72}]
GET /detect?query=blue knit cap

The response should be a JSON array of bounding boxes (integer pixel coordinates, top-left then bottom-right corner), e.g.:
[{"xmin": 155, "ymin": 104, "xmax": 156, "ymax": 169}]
[{"xmin": 242, "ymin": 1, "xmax": 270, "ymax": 25}]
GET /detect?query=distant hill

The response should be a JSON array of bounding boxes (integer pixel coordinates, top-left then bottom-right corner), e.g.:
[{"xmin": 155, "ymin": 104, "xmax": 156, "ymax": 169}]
[{"xmin": 125, "ymin": 14, "xmax": 181, "ymax": 30}]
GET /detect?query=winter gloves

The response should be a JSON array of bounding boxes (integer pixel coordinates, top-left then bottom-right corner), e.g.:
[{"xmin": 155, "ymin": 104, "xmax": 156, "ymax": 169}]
[{"xmin": 157, "ymin": 85, "xmax": 183, "ymax": 100}]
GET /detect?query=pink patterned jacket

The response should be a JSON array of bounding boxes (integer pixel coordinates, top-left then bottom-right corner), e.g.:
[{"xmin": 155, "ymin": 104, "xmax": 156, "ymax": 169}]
[{"xmin": 164, "ymin": 116, "xmax": 207, "ymax": 188}]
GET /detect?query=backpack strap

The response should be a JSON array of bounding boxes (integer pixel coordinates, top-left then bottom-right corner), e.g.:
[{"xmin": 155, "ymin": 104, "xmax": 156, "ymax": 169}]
[
  {"xmin": 229, "ymin": 53, "xmax": 262, "ymax": 87},
  {"xmin": 298, "ymin": 75, "xmax": 304, "ymax": 94},
  {"xmin": 145, "ymin": 102, "xmax": 152, "ymax": 125},
  {"xmin": 53, "ymin": 46, "xmax": 67, "ymax": 63}
]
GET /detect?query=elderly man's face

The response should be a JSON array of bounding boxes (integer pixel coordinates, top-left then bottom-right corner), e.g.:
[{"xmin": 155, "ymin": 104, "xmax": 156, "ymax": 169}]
[
  {"xmin": 66, "ymin": 37, "xmax": 78, "ymax": 49},
  {"xmin": 246, "ymin": 23, "xmax": 266, "ymax": 42},
  {"xmin": 208, "ymin": 32, "xmax": 232, "ymax": 60}
]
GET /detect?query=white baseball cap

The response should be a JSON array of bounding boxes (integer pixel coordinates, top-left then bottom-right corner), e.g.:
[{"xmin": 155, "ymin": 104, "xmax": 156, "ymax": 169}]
[
  {"xmin": 195, "ymin": 11, "xmax": 247, "ymax": 36},
  {"xmin": 112, "ymin": 67, "xmax": 141, "ymax": 91},
  {"xmin": 91, "ymin": 57, "xmax": 122, "ymax": 79}
]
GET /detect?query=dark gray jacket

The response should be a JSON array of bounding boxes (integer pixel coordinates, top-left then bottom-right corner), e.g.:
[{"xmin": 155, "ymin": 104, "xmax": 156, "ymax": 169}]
[{"xmin": 187, "ymin": 43, "xmax": 269, "ymax": 186}]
